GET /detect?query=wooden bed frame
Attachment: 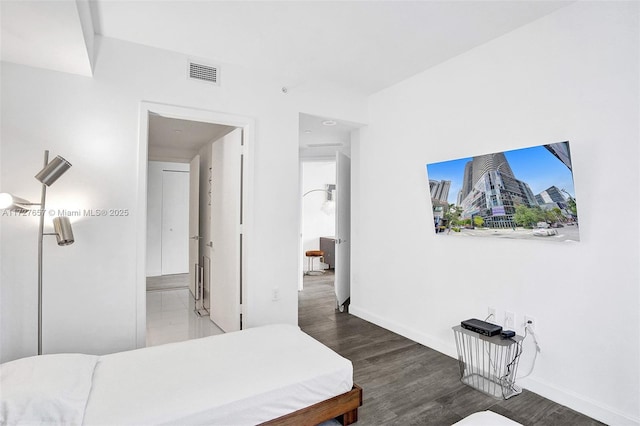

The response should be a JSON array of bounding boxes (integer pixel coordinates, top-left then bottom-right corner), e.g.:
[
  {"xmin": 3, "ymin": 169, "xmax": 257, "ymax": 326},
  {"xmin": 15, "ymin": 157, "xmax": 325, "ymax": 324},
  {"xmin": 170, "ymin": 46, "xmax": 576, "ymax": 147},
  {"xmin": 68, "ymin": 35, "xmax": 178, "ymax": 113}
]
[{"xmin": 261, "ymin": 384, "xmax": 363, "ymax": 426}]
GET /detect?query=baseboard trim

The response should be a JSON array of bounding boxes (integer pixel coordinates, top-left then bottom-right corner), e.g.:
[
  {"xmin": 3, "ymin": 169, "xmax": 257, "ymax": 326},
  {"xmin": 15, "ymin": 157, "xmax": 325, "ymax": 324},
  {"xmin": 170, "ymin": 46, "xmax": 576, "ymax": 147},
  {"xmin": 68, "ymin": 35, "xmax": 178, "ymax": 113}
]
[
  {"xmin": 349, "ymin": 305, "xmax": 456, "ymax": 358},
  {"xmin": 519, "ymin": 376, "xmax": 640, "ymax": 426},
  {"xmin": 348, "ymin": 304, "xmax": 639, "ymax": 426}
]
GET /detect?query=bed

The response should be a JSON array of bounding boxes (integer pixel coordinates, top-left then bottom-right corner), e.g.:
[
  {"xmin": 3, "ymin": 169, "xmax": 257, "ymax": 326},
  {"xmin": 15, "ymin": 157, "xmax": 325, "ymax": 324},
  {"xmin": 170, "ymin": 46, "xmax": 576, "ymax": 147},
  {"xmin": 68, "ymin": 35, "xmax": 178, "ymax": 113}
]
[{"xmin": 0, "ymin": 324, "xmax": 362, "ymax": 425}]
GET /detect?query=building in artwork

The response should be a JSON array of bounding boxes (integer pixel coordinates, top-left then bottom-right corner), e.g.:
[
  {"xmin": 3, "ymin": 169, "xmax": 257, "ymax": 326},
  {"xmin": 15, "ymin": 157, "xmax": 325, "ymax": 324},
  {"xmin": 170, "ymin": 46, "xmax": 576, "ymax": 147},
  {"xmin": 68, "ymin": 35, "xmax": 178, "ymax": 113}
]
[
  {"xmin": 535, "ymin": 185, "xmax": 567, "ymax": 205},
  {"xmin": 429, "ymin": 179, "xmax": 451, "ymax": 203},
  {"xmin": 544, "ymin": 142, "xmax": 572, "ymax": 171},
  {"xmin": 459, "ymin": 153, "xmax": 537, "ymax": 228},
  {"xmin": 535, "ymin": 185, "xmax": 573, "ymax": 219},
  {"xmin": 429, "ymin": 179, "xmax": 451, "ymax": 230}
]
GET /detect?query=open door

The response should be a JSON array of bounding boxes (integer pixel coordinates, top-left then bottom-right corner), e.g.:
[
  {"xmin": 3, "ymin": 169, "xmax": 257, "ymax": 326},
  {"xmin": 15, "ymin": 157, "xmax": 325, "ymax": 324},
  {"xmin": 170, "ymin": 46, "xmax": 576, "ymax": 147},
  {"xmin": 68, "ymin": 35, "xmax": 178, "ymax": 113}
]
[
  {"xmin": 335, "ymin": 152, "xmax": 351, "ymax": 311},
  {"xmin": 188, "ymin": 155, "xmax": 200, "ymax": 298},
  {"xmin": 210, "ymin": 128, "xmax": 243, "ymax": 332}
]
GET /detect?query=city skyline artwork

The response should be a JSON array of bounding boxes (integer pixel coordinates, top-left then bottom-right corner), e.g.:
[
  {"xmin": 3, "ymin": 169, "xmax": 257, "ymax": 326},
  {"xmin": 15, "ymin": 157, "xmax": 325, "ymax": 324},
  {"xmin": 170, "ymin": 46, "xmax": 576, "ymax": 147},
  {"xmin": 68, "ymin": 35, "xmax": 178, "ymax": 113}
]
[{"xmin": 425, "ymin": 141, "xmax": 580, "ymax": 243}]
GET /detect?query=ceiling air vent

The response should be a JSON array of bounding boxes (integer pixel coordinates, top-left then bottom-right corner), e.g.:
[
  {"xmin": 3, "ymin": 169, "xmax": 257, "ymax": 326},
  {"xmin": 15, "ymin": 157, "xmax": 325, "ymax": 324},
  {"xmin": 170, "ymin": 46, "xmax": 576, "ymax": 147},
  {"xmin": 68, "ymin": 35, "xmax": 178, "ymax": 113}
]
[{"xmin": 188, "ymin": 61, "xmax": 219, "ymax": 85}]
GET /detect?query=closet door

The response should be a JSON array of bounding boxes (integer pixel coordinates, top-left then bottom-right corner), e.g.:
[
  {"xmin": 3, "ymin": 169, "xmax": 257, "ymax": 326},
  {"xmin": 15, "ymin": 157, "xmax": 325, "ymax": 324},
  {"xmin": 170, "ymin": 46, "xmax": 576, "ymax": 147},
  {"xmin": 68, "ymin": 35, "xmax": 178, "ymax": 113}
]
[{"xmin": 161, "ymin": 170, "xmax": 190, "ymax": 275}]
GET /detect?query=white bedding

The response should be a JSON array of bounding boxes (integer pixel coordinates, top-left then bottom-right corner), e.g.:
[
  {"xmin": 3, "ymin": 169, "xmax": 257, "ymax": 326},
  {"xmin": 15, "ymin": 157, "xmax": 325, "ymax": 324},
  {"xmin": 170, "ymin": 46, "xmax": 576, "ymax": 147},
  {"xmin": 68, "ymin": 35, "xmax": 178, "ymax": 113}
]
[
  {"xmin": 453, "ymin": 410, "xmax": 523, "ymax": 425},
  {"xmin": 1, "ymin": 353, "xmax": 98, "ymax": 426},
  {"xmin": 1, "ymin": 325, "xmax": 353, "ymax": 426}
]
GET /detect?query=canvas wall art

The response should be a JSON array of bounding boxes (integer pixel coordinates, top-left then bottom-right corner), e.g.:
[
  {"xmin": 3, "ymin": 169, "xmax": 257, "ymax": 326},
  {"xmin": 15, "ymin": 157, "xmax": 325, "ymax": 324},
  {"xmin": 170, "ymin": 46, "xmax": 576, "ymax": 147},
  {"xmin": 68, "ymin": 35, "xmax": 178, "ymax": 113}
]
[{"xmin": 426, "ymin": 141, "xmax": 579, "ymax": 242}]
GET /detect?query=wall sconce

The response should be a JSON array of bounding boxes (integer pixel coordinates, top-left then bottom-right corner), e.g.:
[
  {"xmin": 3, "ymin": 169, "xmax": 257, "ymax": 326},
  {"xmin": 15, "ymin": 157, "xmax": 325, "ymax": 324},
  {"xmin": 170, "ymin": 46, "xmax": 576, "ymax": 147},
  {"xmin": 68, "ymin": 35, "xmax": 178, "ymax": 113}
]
[{"xmin": 0, "ymin": 150, "xmax": 74, "ymax": 355}]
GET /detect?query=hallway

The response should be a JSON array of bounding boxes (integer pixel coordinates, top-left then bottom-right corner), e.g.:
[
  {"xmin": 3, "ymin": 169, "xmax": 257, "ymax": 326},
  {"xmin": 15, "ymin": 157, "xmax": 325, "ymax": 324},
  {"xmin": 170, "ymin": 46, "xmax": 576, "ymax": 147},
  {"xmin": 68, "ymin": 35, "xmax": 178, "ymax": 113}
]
[{"xmin": 146, "ymin": 275, "xmax": 223, "ymax": 346}]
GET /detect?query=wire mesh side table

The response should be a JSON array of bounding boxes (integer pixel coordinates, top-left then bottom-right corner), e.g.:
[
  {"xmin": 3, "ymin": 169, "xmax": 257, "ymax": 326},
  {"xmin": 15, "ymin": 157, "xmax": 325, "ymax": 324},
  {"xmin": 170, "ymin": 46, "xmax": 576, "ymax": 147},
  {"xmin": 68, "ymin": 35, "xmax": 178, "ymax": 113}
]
[{"xmin": 453, "ymin": 325, "xmax": 523, "ymax": 399}]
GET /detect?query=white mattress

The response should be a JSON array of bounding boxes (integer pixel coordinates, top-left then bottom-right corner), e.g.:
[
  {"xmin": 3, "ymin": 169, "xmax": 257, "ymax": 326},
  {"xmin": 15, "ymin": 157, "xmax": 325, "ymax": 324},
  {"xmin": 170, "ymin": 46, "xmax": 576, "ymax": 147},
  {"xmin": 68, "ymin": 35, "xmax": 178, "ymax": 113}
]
[
  {"xmin": 453, "ymin": 411, "xmax": 522, "ymax": 425},
  {"xmin": 82, "ymin": 324, "xmax": 353, "ymax": 425}
]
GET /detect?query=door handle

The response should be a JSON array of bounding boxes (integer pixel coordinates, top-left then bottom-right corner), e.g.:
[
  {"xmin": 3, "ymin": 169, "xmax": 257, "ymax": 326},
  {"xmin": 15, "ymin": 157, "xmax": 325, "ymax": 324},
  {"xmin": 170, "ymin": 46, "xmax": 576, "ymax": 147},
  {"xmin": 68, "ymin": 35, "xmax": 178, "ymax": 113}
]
[{"xmin": 190, "ymin": 235, "xmax": 202, "ymax": 240}]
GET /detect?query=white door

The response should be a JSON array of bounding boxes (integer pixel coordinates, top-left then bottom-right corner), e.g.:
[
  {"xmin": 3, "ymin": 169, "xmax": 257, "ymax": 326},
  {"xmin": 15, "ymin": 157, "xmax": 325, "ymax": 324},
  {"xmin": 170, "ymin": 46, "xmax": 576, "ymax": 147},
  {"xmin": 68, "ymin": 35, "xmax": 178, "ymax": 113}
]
[
  {"xmin": 188, "ymin": 155, "xmax": 200, "ymax": 297},
  {"xmin": 335, "ymin": 152, "xmax": 351, "ymax": 310},
  {"xmin": 210, "ymin": 128, "xmax": 243, "ymax": 332},
  {"xmin": 161, "ymin": 170, "xmax": 190, "ymax": 275}
]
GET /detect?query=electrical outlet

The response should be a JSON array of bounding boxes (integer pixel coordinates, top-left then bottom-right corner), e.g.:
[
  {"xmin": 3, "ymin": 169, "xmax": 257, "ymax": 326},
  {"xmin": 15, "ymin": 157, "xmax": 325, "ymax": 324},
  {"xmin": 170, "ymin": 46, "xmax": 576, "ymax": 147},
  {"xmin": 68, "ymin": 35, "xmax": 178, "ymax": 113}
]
[
  {"xmin": 272, "ymin": 288, "xmax": 280, "ymax": 301},
  {"xmin": 525, "ymin": 315, "xmax": 536, "ymax": 331},
  {"xmin": 504, "ymin": 311, "xmax": 515, "ymax": 329},
  {"xmin": 487, "ymin": 307, "xmax": 496, "ymax": 322}
]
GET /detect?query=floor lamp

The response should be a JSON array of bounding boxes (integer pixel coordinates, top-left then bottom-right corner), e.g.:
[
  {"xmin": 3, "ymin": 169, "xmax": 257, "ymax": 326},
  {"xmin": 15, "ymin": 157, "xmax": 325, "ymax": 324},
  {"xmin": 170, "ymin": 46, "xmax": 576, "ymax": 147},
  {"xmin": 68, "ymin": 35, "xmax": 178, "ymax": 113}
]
[
  {"xmin": 0, "ymin": 150, "xmax": 74, "ymax": 355},
  {"xmin": 302, "ymin": 187, "xmax": 335, "ymax": 275},
  {"xmin": 303, "ymin": 188, "xmax": 335, "ymax": 215}
]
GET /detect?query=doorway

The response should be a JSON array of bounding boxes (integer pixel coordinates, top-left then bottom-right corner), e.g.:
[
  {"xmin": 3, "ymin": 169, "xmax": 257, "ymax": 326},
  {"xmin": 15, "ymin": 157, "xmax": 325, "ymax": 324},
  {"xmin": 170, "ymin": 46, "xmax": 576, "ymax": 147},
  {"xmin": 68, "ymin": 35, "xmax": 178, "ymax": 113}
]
[
  {"xmin": 301, "ymin": 160, "xmax": 336, "ymax": 277},
  {"xmin": 298, "ymin": 113, "xmax": 360, "ymax": 314},
  {"xmin": 146, "ymin": 161, "xmax": 191, "ymax": 291},
  {"xmin": 136, "ymin": 102, "xmax": 254, "ymax": 348}
]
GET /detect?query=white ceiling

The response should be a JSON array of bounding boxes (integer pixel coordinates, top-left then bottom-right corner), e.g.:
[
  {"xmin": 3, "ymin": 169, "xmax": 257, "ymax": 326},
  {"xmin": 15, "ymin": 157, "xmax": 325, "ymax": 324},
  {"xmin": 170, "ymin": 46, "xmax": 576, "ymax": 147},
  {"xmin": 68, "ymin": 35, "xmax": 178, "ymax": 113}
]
[
  {"xmin": 91, "ymin": 1, "xmax": 570, "ymax": 95},
  {"xmin": 0, "ymin": 0, "xmax": 95, "ymax": 76},
  {"xmin": 1, "ymin": 0, "xmax": 572, "ymax": 159},
  {"xmin": 148, "ymin": 114, "xmax": 236, "ymax": 163},
  {"xmin": 299, "ymin": 113, "xmax": 362, "ymax": 159},
  {"xmin": 1, "ymin": 1, "xmax": 571, "ymax": 96},
  {"xmin": 150, "ymin": 112, "xmax": 361, "ymax": 162}
]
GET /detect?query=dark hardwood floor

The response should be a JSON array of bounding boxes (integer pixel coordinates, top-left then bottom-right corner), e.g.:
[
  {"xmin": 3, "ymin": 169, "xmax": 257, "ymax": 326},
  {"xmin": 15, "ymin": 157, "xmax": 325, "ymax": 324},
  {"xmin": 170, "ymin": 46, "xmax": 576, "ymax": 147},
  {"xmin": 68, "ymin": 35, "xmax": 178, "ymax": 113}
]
[{"xmin": 298, "ymin": 273, "xmax": 604, "ymax": 426}]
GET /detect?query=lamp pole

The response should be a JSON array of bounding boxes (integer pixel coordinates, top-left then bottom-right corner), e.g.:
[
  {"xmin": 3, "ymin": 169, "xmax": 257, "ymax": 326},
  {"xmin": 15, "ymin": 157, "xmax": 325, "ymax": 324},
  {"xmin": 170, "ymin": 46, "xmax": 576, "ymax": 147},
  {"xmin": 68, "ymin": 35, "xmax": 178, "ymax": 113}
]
[
  {"xmin": 37, "ymin": 150, "xmax": 49, "ymax": 355},
  {"xmin": 2, "ymin": 150, "xmax": 72, "ymax": 355}
]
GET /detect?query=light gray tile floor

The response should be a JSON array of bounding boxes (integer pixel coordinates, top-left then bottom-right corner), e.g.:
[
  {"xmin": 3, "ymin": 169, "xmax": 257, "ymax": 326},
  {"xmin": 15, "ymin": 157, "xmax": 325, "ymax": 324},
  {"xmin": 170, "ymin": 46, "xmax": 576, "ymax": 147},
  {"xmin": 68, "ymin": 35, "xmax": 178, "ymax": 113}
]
[{"xmin": 145, "ymin": 287, "xmax": 223, "ymax": 347}]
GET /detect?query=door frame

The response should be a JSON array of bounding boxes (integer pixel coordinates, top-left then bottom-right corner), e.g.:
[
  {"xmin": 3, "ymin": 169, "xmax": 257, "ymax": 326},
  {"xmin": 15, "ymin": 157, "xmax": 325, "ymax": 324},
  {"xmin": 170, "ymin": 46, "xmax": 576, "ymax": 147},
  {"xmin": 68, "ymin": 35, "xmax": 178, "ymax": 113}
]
[
  {"xmin": 298, "ymin": 157, "xmax": 336, "ymax": 292},
  {"xmin": 297, "ymin": 155, "xmax": 350, "ymax": 310},
  {"xmin": 136, "ymin": 102, "xmax": 254, "ymax": 348}
]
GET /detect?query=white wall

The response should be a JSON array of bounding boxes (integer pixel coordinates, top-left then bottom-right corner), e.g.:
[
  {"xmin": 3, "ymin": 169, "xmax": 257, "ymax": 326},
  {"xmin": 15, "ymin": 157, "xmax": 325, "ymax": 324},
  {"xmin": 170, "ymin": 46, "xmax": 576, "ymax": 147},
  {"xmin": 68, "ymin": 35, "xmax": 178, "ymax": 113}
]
[
  {"xmin": 146, "ymin": 161, "xmax": 190, "ymax": 277},
  {"xmin": 0, "ymin": 35, "xmax": 367, "ymax": 361},
  {"xmin": 352, "ymin": 2, "xmax": 639, "ymax": 425},
  {"xmin": 302, "ymin": 161, "xmax": 336, "ymax": 272}
]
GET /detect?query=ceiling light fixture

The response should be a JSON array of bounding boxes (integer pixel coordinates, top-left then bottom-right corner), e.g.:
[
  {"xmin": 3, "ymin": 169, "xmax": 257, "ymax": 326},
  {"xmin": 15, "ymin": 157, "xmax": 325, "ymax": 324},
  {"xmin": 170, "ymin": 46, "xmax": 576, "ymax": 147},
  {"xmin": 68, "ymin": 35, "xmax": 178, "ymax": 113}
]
[{"xmin": 321, "ymin": 120, "xmax": 337, "ymax": 126}]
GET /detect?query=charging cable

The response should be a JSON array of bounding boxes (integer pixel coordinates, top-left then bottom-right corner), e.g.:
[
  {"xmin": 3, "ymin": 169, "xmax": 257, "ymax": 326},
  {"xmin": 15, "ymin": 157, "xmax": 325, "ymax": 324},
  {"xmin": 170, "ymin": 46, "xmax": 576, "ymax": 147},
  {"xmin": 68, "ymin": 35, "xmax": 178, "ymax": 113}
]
[{"xmin": 517, "ymin": 320, "xmax": 540, "ymax": 379}]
